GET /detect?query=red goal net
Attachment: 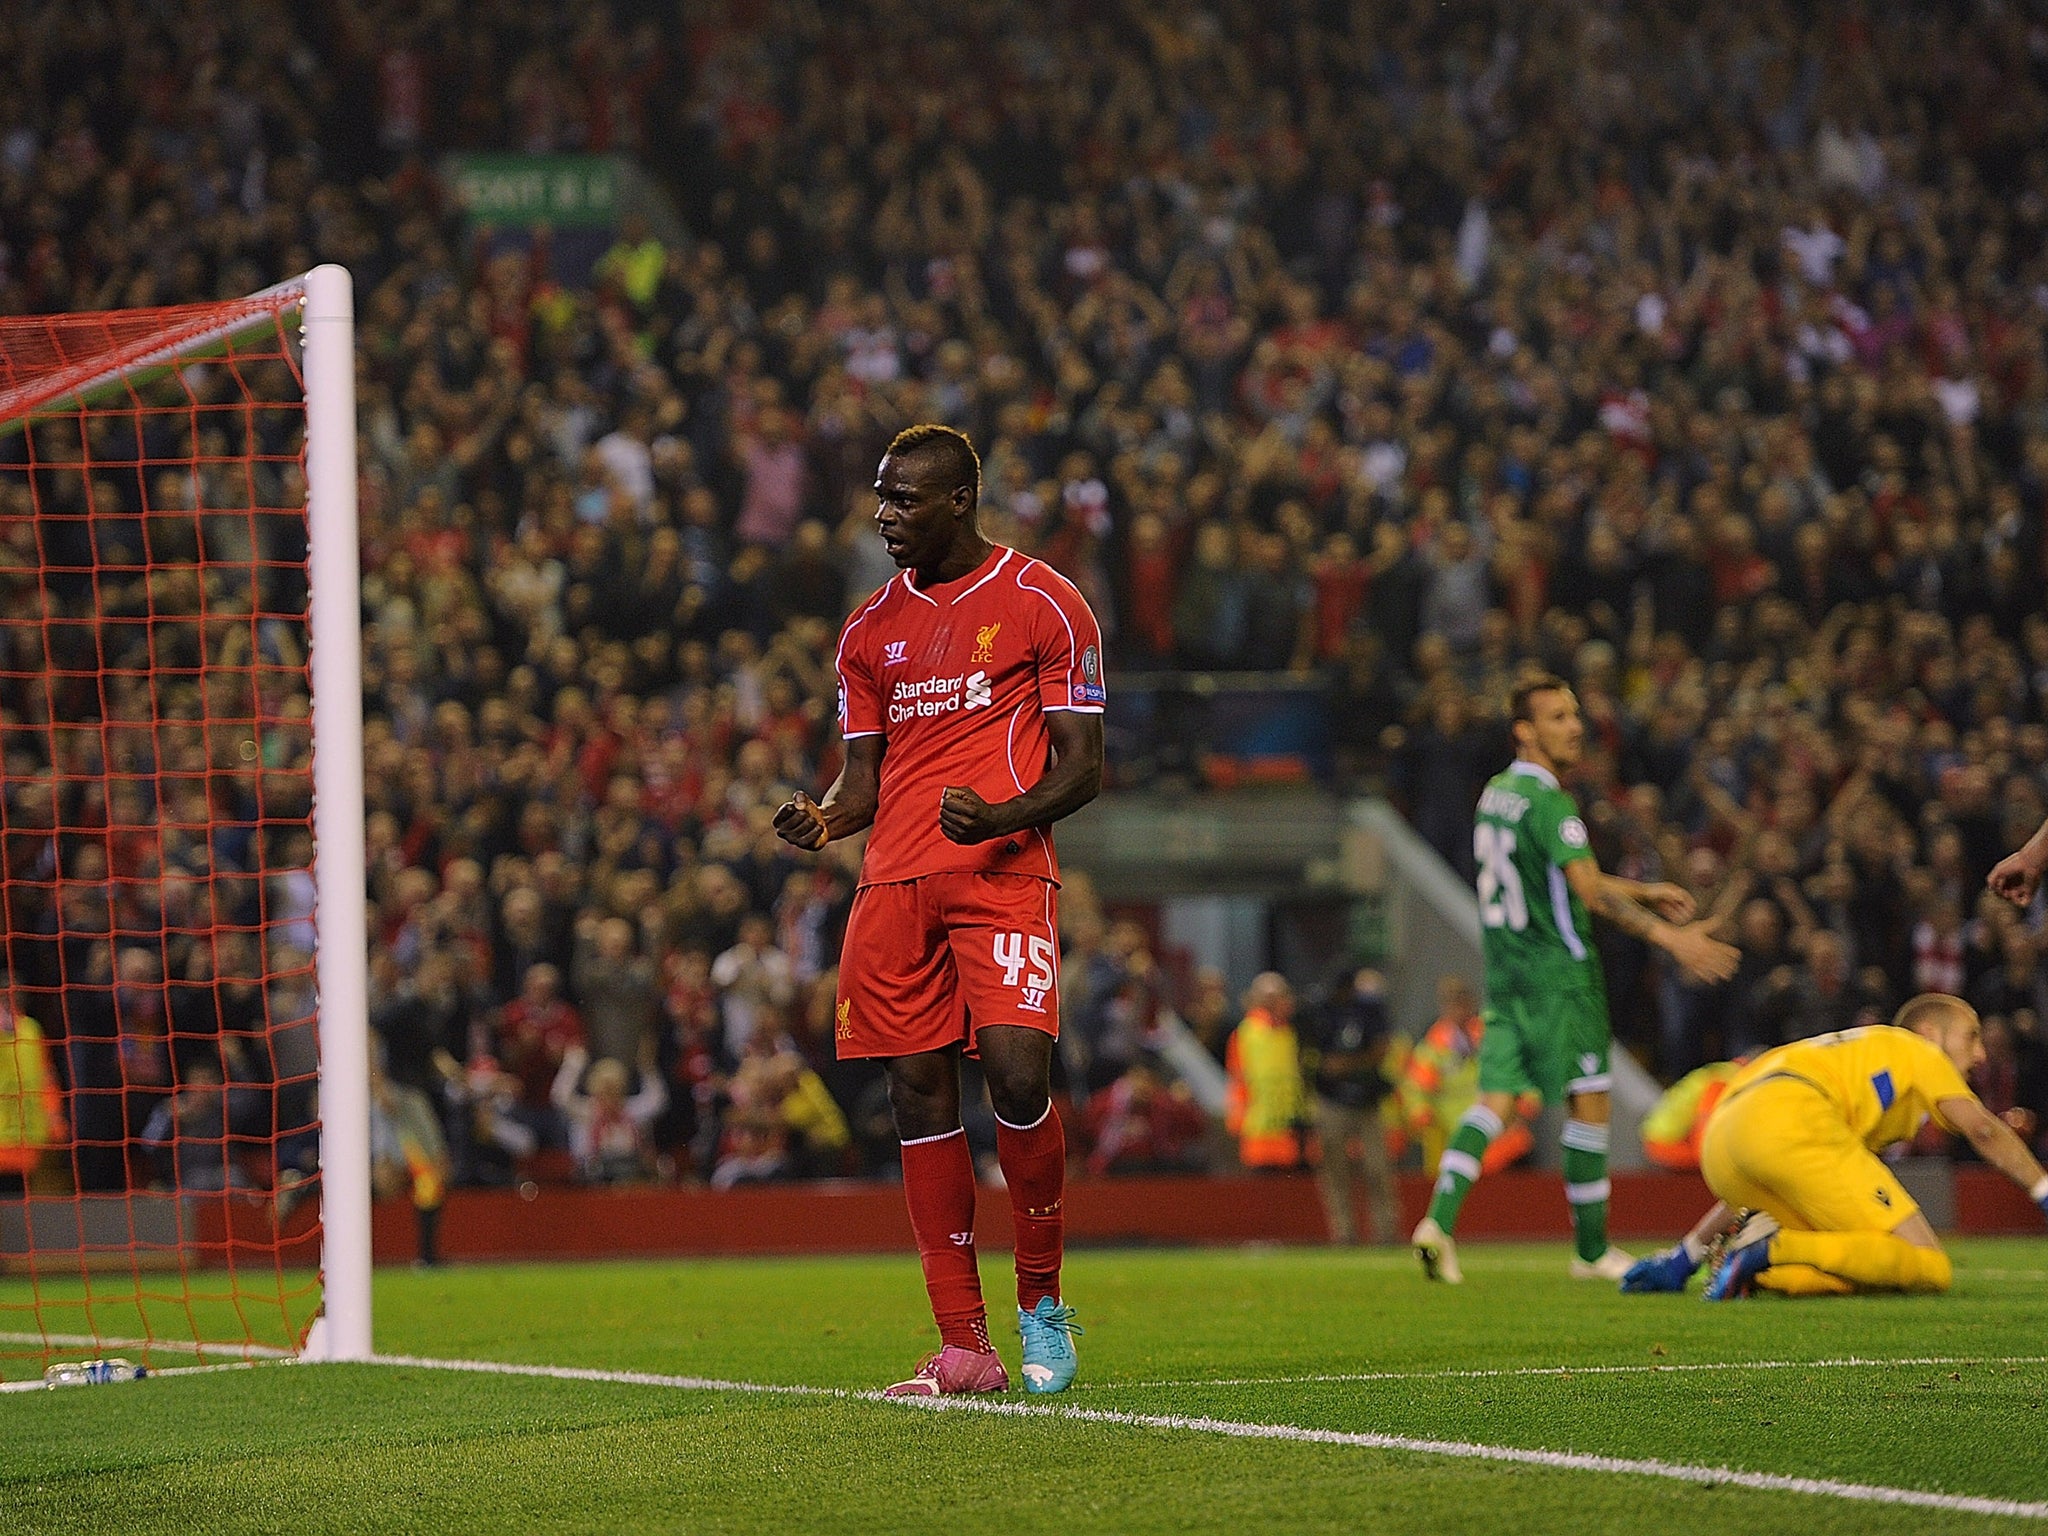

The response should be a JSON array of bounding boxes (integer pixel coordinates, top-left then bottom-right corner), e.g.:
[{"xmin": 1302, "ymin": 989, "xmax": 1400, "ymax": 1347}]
[{"xmin": 0, "ymin": 287, "xmax": 333, "ymax": 1380}]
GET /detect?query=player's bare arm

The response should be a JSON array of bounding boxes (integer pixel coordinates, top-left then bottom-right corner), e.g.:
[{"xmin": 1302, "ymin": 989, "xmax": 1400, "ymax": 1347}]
[
  {"xmin": 1564, "ymin": 858, "xmax": 1737, "ymax": 984},
  {"xmin": 1939, "ymin": 1094, "xmax": 2048, "ymax": 1205},
  {"xmin": 1988, "ymin": 814, "xmax": 2048, "ymax": 906},
  {"xmin": 940, "ymin": 711, "xmax": 1104, "ymax": 845},
  {"xmin": 774, "ymin": 735, "xmax": 884, "ymax": 851},
  {"xmin": 1603, "ymin": 874, "xmax": 1696, "ymax": 924}
]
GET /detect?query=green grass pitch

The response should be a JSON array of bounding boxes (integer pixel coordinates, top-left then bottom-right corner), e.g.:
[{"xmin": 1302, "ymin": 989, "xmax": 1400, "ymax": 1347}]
[{"xmin": 5, "ymin": 1239, "xmax": 2048, "ymax": 1534}]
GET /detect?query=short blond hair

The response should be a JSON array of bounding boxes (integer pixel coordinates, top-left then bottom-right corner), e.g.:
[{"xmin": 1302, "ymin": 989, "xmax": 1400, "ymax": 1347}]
[{"xmin": 1894, "ymin": 992, "xmax": 1976, "ymax": 1038}]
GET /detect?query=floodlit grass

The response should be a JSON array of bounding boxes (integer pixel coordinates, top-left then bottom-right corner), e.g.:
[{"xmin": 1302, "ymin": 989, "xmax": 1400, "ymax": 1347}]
[{"xmin": 5, "ymin": 1240, "xmax": 2048, "ymax": 1533}]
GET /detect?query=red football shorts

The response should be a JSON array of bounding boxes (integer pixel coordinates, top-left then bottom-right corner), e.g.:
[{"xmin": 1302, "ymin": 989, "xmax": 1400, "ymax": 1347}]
[{"xmin": 834, "ymin": 871, "xmax": 1061, "ymax": 1059}]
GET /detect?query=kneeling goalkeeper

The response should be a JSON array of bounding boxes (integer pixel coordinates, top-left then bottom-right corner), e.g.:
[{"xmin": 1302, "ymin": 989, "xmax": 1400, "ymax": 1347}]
[{"xmin": 1624, "ymin": 994, "xmax": 2048, "ymax": 1298}]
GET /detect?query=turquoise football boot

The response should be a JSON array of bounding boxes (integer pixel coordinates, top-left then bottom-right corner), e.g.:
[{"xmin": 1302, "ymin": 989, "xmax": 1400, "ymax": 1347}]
[{"xmin": 1017, "ymin": 1297, "xmax": 1082, "ymax": 1394}]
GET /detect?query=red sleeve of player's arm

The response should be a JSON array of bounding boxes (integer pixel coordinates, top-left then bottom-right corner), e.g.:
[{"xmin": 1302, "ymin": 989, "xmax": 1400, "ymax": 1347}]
[
  {"xmin": 835, "ymin": 603, "xmax": 885, "ymax": 739},
  {"xmin": 1019, "ymin": 561, "xmax": 1106, "ymax": 714}
]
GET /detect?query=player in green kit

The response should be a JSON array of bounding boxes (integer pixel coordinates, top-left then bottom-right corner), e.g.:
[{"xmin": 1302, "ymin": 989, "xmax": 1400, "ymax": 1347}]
[{"xmin": 1412, "ymin": 674, "xmax": 1740, "ymax": 1282}]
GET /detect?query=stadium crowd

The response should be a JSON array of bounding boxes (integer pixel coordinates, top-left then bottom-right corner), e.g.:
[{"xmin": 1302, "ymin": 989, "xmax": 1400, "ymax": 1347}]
[{"xmin": 2, "ymin": 0, "xmax": 2048, "ymax": 1197}]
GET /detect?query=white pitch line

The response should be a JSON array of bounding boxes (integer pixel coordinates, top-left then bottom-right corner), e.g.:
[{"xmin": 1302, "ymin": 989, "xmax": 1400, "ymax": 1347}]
[
  {"xmin": 1081, "ymin": 1353, "xmax": 2048, "ymax": 1392},
  {"xmin": 367, "ymin": 1352, "xmax": 850, "ymax": 1398},
  {"xmin": 0, "ymin": 1360, "xmax": 275, "ymax": 1395},
  {"xmin": 317, "ymin": 1352, "xmax": 2048, "ymax": 1522}
]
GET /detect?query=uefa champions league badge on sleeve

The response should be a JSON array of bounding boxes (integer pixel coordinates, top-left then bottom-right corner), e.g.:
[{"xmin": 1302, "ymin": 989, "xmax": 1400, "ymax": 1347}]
[
  {"xmin": 1076, "ymin": 645, "xmax": 1106, "ymax": 705},
  {"xmin": 1559, "ymin": 817, "xmax": 1589, "ymax": 847}
]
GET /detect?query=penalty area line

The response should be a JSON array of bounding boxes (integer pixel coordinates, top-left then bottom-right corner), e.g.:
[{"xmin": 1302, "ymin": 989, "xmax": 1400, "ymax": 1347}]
[{"xmin": 352, "ymin": 1352, "xmax": 2048, "ymax": 1521}]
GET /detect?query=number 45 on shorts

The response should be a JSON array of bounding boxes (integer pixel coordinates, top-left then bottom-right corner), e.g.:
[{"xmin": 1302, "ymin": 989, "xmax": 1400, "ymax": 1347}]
[{"xmin": 994, "ymin": 932, "xmax": 1056, "ymax": 1014}]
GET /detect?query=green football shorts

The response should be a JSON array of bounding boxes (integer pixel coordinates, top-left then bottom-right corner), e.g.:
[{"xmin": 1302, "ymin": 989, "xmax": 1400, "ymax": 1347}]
[{"xmin": 1476, "ymin": 983, "xmax": 1612, "ymax": 1105}]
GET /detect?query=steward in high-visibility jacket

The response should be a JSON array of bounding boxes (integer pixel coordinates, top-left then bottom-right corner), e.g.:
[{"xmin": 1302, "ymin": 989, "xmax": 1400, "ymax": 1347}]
[
  {"xmin": 0, "ymin": 1002, "xmax": 62, "ymax": 1188},
  {"xmin": 1640, "ymin": 1057, "xmax": 1747, "ymax": 1170},
  {"xmin": 1225, "ymin": 973, "xmax": 1308, "ymax": 1169},
  {"xmin": 1394, "ymin": 978, "xmax": 1536, "ymax": 1176}
]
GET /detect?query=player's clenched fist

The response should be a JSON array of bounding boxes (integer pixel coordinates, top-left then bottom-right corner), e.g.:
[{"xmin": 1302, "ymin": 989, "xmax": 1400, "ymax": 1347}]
[
  {"xmin": 773, "ymin": 791, "xmax": 831, "ymax": 851},
  {"xmin": 939, "ymin": 785, "xmax": 1007, "ymax": 844},
  {"xmin": 1987, "ymin": 846, "xmax": 2046, "ymax": 908}
]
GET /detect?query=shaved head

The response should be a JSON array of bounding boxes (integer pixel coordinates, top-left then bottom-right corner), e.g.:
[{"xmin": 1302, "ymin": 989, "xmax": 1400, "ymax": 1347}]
[
  {"xmin": 1895, "ymin": 992, "xmax": 1975, "ymax": 1037},
  {"xmin": 1246, "ymin": 971, "xmax": 1293, "ymax": 1013},
  {"xmin": 1896, "ymin": 992, "xmax": 1986, "ymax": 1077}
]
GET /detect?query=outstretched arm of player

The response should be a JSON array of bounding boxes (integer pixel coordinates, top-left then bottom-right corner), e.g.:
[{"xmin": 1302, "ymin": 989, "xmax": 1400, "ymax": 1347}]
[
  {"xmin": 1939, "ymin": 1096, "xmax": 2048, "ymax": 1221},
  {"xmin": 774, "ymin": 735, "xmax": 885, "ymax": 851},
  {"xmin": 940, "ymin": 710, "xmax": 1104, "ymax": 845},
  {"xmin": 1988, "ymin": 815, "xmax": 2048, "ymax": 907},
  {"xmin": 1597, "ymin": 872, "xmax": 1696, "ymax": 923},
  {"xmin": 1564, "ymin": 857, "xmax": 1739, "ymax": 984}
]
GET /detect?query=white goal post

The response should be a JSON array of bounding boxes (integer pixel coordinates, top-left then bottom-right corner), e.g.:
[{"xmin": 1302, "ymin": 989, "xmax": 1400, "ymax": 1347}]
[{"xmin": 301, "ymin": 264, "xmax": 372, "ymax": 1363}]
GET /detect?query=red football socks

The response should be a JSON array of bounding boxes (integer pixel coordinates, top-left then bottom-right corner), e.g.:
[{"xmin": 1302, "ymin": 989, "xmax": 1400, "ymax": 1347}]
[
  {"xmin": 899, "ymin": 1128, "xmax": 989, "ymax": 1351},
  {"xmin": 996, "ymin": 1102, "xmax": 1066, "ymax": 1310}
]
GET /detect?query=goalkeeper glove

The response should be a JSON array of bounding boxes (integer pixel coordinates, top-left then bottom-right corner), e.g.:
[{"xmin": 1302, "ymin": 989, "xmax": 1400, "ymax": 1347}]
[{"xmin": 1620, "ymin": 1245, "xmax": 1699, "ymax": 1293}]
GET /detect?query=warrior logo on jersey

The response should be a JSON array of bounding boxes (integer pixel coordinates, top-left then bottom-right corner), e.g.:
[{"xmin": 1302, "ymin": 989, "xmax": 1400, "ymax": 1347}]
[
  {"xmin": 883, "ymin": 640, "xmax": 909, "ymax": 665},
  {"xmin": 972, "ymin": 622, "xmax": 1001, "ymax": 662}
]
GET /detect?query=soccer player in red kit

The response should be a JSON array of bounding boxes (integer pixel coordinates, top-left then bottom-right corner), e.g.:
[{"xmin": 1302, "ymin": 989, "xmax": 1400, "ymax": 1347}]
[{"xmin": 774, "ymin": 424, "xmax": 1104, "ymax": 1397}]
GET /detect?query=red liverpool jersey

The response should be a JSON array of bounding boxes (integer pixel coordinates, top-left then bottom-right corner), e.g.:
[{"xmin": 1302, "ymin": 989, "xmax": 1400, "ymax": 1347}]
[{"xmin": 836, "ymin": 545, "xmax": 1106, "ymax": 887}]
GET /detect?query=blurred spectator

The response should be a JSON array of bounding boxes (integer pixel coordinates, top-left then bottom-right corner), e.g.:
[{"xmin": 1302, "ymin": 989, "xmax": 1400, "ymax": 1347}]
[
  {"xmin": 432, "ymin": 1047, "xmax": 539, "ymax": 1188},
  {"xmin": 1750, "ymin": 931, "xmax": 1892, "ymax": 1046},
  {"xmin": 1082, "ymin": 1061, "xmax": 1211, "ymax": 1177},
  {"xmin": 1303, "ymin": 968, "xmax": 1399, "ymax": 1246},
  {"xmin": 1180, "ymin": 966, "xmax": 1236, "ymax": 1066},
  {"xmin": 373, "ymin": 951, "xmax": 469, "ymax": 1098},
  {"xmin": 552, "ymin": 1046, "xmax": 667, "ymax": 1185},
  {"xmin": 1386, "ymin": 689, "xmax": 1500, "ymax": 883},
  {"xmin": 1224, "ymin": 973, "xmax": 1306, "ymax": 1171},
  {"xmin": 141, "ymin": 1059, "xmax": 257, "ymax": 1195},
  {"xmin": 369, "ymin": 1040, "xmax": 450, "ymax": 1268},
  {"xmin": 495, "ymin": 962, "xmax": 582, "ymax": 1145},
  {"xmin": 710, "ymin": 914, "xmax": 796, "ymax": 1059},
  {"xmin": 573, "ymin": 916, "xmax": 662, "ymax": 1073},
  {"xmin": 715, "ymin": 1029, "xmax": 850, "ymax": 1184},
  {"xmin": 1069, "ymin": 921, "xmax": 1166, "ymax": 1094}
]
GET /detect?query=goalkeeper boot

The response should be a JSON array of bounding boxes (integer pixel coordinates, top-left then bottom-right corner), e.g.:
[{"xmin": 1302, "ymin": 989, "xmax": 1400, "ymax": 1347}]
[
  {"xmin": 882, "ymin": 1345, "xmax": 1010, "ymax": 1398},
  {"xmin": 1704, "ymin": 1212, "xmax": 1780, "ymax": 1301},
  {"xmin": 1569, "ymin": 1245, "xmax": 1636, "ymax": 1281},
  {"xmin": 1411, "ymin": 1216, "xmax": 1463, "ymax": 1285},
  {"xmin": 1017, "ymin": 1297, "xmax": 1083, "ymax": 1394}
]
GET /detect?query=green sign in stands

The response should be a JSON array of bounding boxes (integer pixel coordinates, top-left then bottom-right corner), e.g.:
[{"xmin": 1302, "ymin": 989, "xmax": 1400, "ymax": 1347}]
[{"xmin": 444, "ymin": 155, "xmax": 620, "ymax": 229}]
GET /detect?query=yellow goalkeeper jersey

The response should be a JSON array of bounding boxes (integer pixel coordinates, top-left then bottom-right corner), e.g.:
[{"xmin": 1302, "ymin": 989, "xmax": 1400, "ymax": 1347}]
[{"xmin": 1721, "ymin": 1026, "xmax": 1972, "ymax": 1150}]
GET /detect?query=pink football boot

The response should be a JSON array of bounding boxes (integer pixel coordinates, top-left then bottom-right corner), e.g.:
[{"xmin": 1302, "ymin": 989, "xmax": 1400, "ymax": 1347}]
[{"xmin": 881, "ymin": 1346, "xmax": 1010, "ymax": 1398}]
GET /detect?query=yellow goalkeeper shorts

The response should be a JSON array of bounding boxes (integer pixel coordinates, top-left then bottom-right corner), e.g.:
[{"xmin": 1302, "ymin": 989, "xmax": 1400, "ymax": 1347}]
[{"xmin": 1700, "ymin": 1075, "xmax": 1919, "ymax": 1234}]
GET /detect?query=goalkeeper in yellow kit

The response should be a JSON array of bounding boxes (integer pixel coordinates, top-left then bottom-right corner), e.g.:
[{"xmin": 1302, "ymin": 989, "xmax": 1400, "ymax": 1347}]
[{"xmin": 1622, "ymin": 994, "xmax": 2048, "ymax": 1297}]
